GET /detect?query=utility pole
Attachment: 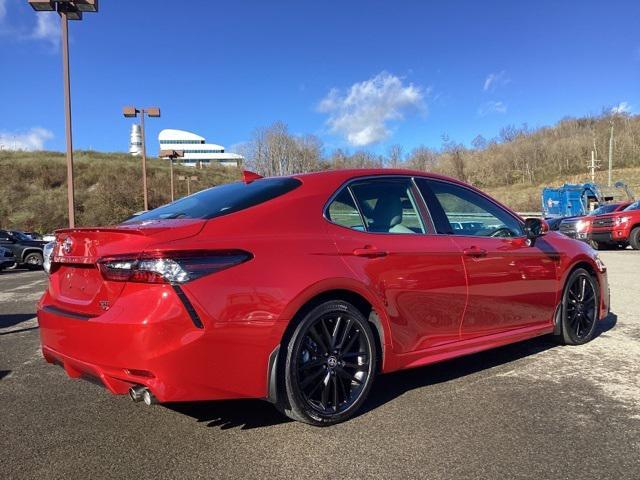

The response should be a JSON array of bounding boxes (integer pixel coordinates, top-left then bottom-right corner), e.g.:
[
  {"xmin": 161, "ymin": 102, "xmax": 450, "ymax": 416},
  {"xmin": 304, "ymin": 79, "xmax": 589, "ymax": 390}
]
[
  {"xmin": 159, "ymin": 149, "xmax": 184, "ymax": 202},
  {"xmin": 608, "ymin": 120, "xmax": 614, "ymax": 187},
  {"xmin": 589, "ymin": 150, "xmax": 596, "ymax": 182},
  {"xmin": 123, "ymin": 106, "xmax": 161, "ymax": 211}
]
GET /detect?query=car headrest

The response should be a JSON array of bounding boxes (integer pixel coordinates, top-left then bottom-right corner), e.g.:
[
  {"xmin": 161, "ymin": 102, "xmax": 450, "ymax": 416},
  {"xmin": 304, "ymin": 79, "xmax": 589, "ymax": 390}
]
[{"xmin": 372, "ymin": 195, "xmax": 403, "ymax": 231}]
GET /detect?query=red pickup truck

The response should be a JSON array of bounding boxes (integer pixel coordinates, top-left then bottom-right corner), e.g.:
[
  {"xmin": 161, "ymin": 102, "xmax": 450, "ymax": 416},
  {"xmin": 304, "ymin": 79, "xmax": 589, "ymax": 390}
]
[{"xmin": 588, "ymin": 199, "xmax": 640, "ymax": 250}]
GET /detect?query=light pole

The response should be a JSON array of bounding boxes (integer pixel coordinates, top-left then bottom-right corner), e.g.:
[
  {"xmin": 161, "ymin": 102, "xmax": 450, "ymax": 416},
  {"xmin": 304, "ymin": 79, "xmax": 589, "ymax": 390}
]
[
  {"xmin": 178, "ymin": 175, "xmax": 198, "ymax": 196},
  {"xmin": 159, "ymin": 149, "xmax": 184, "ymax": 202},
  {"xmin": 28, "ymin": 0, "xmax": 99, "ymax": 228},
  {"xmin": 123, "ymin": 106, "xmax": 161, "ymax": 211}
]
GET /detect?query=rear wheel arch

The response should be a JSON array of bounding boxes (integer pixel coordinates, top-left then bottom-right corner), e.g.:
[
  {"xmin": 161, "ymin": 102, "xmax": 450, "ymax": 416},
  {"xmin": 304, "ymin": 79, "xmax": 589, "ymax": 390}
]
[
  {"xmin": 269, "ymin": 287, "xmax": 389, "ymax": 406},
  {"xmin": 21, "ymin": 248, "xmax": 43, "ymax": 262},
  {"xmin": 282, "ymin": 289, "xmax": 386, "ymax": 367}
]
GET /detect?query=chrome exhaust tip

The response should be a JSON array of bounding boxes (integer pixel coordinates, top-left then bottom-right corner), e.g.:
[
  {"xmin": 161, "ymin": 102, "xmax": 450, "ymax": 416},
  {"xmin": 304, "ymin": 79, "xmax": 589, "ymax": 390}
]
[
  {"xmin": 142, "ymin": 389, "xmax": 157, "ymax": 406},
  {"xmin": 128, "ymin": 385, "xmax": 145, "ymax": 402}
]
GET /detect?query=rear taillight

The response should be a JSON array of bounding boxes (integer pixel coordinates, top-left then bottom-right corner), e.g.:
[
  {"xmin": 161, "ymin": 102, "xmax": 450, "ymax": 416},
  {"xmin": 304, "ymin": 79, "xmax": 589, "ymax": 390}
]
[{"xmin": 97, "ymin": 250, "xmax": 252, "ymax": 284}]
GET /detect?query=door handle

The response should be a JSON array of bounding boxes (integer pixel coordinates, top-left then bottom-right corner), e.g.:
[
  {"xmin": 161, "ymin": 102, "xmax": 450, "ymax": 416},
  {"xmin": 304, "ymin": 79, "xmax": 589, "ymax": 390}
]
[
  {"xmin": 463, "ymin": 246, "xmax": 488, "ymax": 258},
  {"xmin": 352, "ymin": 246, "xmax": 388, "ymax": 258}
]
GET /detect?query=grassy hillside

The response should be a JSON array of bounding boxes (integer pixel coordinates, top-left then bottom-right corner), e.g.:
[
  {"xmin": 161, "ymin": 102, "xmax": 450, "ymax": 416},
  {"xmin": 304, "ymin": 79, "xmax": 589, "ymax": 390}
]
[
  {"xmin": 0, "ymin": 151, "xmax": 240, "ymax": 233},
  {"xmin": 485, "ymin": 165, "xmax": 640, "ymax": 212},
  {"xmin": 2, "ymin": 138, "xmax": 640, "ymax": 233}
]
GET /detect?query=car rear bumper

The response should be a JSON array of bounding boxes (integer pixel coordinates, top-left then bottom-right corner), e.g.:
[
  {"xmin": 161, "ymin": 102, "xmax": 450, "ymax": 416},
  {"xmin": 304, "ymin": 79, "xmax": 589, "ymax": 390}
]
[{"xmin": 37, "ymin": 284, "xmax": 269, "ymax": 403}]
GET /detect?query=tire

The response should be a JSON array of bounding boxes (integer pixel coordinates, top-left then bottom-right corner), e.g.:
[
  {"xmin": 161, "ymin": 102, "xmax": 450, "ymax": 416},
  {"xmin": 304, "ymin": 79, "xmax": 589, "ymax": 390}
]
[
  {"xmin": 280, "ymin": 300, "xmax": 377, "ymax": 426},
  {"xmin": 629, "ymin": 227, "xmax": 640, "ymax": 250},
  {"xmin": 592, "ymin": 242, "xmax": 613, "ymax": 250},
  {"xmin": 23, "ymin": 252, "xmax": 44, "ymax": 270},
  {"xmin": 555, "ymin": 268, "xmax": 599, "ymax": 346}
]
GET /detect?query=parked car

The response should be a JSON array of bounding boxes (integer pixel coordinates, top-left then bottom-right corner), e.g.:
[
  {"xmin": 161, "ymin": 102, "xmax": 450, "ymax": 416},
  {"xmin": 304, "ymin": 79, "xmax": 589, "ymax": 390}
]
[
  {"xmin": 22, "ymin": 231, "xmax": 42, "ymax": 240},
  {"xmin": 588, "ymin": 200, "xmax": 640, "ymax": 250},
  {"xmin": 558, "ymin": 202, "xmax": 631, "ymax": 243},
  {"xmin": 37, "ymin": 169, "xmax": 609, "ymax": 426},
  {"xmin": 0, "ymin": 246, "xmax": 16, "ymax": 271},
  {"xmin": 0, "ymin": 230, "xmax": 48, "ymax": 269}
]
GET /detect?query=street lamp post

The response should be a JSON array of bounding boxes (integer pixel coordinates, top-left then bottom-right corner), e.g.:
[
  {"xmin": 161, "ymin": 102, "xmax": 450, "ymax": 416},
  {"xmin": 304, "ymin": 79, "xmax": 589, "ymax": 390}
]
[
  {"xmin": 123, "ymin": 106, "xmax": 161, "ymax": 211},
  {"xmin": 159, "ymin": 149, "xmax": 184, "ymax": 202},
  {"xmin": 28, "ymin": 0, "xmax": 99, "ymax": 228}
]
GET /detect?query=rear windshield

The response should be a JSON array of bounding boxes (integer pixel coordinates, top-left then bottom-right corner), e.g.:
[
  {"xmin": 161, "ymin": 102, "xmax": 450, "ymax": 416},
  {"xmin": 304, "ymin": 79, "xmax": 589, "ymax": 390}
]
[
  {"xmin": 123, "ymin": 177, "xmax": 301, "ymax": 223},
  {"xmin": 623, "ymin": 200, "xmax": 640, "ymax": 212}
]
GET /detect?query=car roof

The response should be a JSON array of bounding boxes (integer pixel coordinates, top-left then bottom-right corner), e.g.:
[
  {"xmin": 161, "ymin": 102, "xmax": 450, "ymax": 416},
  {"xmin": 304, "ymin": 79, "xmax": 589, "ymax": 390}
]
[{"xmin": 291, "ymin": 168, "xmax": 466, "ymax": 187}]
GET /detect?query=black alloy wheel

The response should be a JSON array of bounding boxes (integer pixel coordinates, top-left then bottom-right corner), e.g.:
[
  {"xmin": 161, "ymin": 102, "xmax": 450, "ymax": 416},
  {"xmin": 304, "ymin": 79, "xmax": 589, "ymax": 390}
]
[
  {"xmin": 559, "ymin": 268, "xmax": 599, "ymax": 345},
  {"xmin": 281, "ymin": 300, "xmax": 377, "ymax": 426}
]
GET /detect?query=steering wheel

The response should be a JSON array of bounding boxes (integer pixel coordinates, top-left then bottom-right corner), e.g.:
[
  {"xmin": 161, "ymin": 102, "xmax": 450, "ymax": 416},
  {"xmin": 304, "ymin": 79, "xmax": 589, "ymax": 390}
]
[{"xmin": 489, "ymin": 227, "xmax": 514, "ymax": 238}]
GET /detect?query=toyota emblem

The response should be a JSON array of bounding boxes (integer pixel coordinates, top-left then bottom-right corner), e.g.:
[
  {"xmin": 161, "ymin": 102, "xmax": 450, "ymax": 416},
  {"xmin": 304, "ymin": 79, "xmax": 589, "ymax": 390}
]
[{"xmin": 62, "ymin": 237, "xmax": 73, "ymax": 255}]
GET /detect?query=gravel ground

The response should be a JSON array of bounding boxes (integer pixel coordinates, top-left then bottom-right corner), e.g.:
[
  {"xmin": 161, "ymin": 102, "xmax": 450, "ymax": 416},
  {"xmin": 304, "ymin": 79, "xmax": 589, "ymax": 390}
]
[{"xmin": 0, "ymin": 251, "xmax": 638, "ymax": 479}]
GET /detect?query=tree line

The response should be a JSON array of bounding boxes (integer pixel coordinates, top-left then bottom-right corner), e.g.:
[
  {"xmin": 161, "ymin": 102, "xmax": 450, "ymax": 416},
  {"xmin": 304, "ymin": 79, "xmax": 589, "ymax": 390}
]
[{"xmin": 240, "ymin": 112, "xmax": 640, "ymax": 189}]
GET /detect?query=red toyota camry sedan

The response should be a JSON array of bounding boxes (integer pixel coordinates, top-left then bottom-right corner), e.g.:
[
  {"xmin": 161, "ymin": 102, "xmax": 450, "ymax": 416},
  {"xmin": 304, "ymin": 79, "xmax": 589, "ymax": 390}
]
[{"xmin": 38, "ymin": 169, "xmax": 609, "ymax": 425}]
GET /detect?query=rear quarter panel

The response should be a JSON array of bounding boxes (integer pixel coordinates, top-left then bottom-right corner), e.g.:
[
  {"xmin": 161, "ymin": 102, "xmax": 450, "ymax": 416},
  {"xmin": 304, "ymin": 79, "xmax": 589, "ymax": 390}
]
[{"xmin": 154, "ymin": 186, "xmax": 388, "ymax": 398}]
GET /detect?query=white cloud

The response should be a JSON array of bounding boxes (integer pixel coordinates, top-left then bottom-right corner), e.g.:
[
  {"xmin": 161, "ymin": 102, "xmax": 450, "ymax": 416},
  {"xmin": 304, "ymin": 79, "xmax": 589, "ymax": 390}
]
[
  {"xmin": 611, "ymin": 102, "xmax": 632, "ymax": 114},
  {"xmin": 318, "ymin": 72, "xmax": 425, "ymax": 146},
  {"xmin": 0, "ymin": 0, "xmax": 7, "ymax": 23},
  {"xmin": 32, "ymin": 12, "xmax": 59, "ymax": 48},
  {"xmin": 478, "ymin": 101, "xmax": 507, "ymax": 116},
  {"xmin": 483, "ymin": 70, "xmax": 510, "ymax": 92},
  {"xmin": 0, "ymin": 128, "xmax": 54, "ymax": 151}
]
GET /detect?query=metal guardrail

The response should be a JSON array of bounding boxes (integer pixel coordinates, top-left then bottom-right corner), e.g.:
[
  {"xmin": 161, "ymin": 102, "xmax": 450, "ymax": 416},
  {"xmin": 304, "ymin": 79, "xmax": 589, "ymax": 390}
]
[{"xmin": 516, "ymin": 212, "xmax": 543, "ymax": 218}]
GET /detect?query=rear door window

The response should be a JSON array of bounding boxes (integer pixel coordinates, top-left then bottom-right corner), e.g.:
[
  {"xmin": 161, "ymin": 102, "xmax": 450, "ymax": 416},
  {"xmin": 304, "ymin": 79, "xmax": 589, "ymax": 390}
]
[
  {"xmin": 123, "ymin": 177, "xmax": 301, "ymax": 223},
  {"xmin": 348, "ymin": 178, "xmax": 427, "ymax": 234},
  {"xmin": 326, "ymin": 189, "xmax": 366, "ymax": 231}
]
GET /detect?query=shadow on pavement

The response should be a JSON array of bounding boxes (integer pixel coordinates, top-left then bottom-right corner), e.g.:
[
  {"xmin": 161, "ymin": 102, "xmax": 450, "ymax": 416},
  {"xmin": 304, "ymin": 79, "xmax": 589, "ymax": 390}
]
[
  {"xmin": 594, "ymin": 312, "xmax": 617, "ymax": 339},
  {"xmin": 361, "ymin": 311, "xmax": 618, "ymax": 417},
  {"xmin": 0, "ymin": 313, "xmax": 35, "ymax": 329},
  {"xmin": 145, "ymin": 312, "xmax": 621, "ymax": 430},
  {"xmin": 0, "ymin": 268, "xmax": 37, "ymax": 275},
  {"xmin": 165, "ymin": 398, "xmax": 292, "ymax": 430}
]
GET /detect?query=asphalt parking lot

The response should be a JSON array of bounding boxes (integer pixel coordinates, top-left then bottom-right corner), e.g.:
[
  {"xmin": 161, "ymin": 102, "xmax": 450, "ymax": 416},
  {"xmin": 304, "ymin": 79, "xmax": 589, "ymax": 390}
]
[{"xmin": 1, "ymin": 252, "xmax": 639, "ymax": 480}]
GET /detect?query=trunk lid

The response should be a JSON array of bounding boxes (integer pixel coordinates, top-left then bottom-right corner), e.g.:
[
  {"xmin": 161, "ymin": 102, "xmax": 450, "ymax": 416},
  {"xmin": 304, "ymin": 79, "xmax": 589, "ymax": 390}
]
[{"xmin": 46, "ymin": 219, "xmax": 205, "ymax": 316}]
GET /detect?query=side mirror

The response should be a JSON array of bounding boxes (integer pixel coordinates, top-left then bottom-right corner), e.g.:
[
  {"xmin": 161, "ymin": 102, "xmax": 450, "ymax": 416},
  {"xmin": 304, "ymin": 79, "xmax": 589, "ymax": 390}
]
[{"xmin": 523, "ymin": 218, "xmax": 548, "ymax": 246}]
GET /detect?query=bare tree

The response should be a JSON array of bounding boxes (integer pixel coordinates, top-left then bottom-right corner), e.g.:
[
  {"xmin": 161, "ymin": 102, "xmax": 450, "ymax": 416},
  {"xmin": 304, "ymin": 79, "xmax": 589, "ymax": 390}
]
[
  {"xmin": 406, "ymin": 146, "xmax": 438, "ymax": 171},
  {"xmin": 386, "ymin": 144, "xmax": 404, "ymax": 168}
]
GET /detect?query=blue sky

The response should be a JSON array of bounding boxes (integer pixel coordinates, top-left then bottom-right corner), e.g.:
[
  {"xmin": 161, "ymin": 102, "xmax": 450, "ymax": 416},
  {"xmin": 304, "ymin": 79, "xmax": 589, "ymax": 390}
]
[{"xmin": 1, "ymin": 0, "xmax": 639, "ymax": 155}]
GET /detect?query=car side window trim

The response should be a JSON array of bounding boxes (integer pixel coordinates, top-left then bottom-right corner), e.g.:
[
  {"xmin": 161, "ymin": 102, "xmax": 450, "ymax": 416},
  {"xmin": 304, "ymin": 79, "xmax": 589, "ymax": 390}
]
[
  {"xmin": 323, "ymin": 175, "xmax": 437, "ymax": 236},
  {"xmin": 346, "ymin": 186, "xmax": 368, "ymax": 231}
]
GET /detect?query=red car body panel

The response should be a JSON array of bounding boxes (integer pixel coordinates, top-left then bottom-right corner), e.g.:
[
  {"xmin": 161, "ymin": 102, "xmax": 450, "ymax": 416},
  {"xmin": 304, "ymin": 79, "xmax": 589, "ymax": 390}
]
[
  {"xmin": 37, "ymin": 169, "xmax": 610, "ymax": 403},
  {"xmin": 573, "ymin": 202, "xmax": 631, "ymax": 239},
  {"xmin": 588, "ymin": 204, "xmax": 640, "ymax": 244}
]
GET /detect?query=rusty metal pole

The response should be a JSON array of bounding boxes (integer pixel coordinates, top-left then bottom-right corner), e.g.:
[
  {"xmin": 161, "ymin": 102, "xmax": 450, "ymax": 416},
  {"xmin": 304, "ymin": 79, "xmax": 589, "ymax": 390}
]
[
  {"xmin": 169, "ymin": 156, "xmax": 175, "ymax": 202},
  {"xmin": 139, "ymin": 110, "xmax": 149, "ymax": 210},
  {"xmin": 60, "ymin": 11, "xmax": 76, "ymax": 228}
]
